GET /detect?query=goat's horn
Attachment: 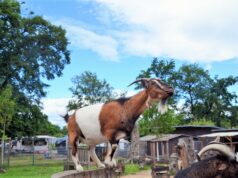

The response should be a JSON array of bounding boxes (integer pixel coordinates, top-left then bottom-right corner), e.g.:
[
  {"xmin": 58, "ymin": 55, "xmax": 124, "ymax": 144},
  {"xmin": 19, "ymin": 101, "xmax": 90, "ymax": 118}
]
[
  {"xmin": 128, "ymin": 78, "xmax": 150, "ymax": 87},
  {"xmin": 198, "ymin": 142, "xmax": 236, "ymax": 160},
  {"xmin": 150, "ymin": 78, "xmax": 174, "ymax": 92}
]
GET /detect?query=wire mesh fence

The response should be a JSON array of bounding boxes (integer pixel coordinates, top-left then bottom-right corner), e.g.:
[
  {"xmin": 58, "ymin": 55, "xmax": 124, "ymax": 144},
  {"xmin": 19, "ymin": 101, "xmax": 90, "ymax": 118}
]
[
  {"xmin": 0, "ymin": 137, "xmax": 67, "ymax": 168},
  {"xmin": 0, "ymin": 137, "xmax": 132, "ymax": 169}
]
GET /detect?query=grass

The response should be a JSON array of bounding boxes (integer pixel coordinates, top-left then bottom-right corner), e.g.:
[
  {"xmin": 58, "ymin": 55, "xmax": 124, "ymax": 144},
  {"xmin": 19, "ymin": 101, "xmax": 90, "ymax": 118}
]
[
  {"xmin": 0, "ymin": 164, "xmax": 63, "ymax": 178},
  {"xmin": 9, "ymin": 154, "xmax": 64, "ymax": 166},
  {"xmin": 124, "ymin": 163, "xmax": 151, "ymax": 175},
  {"xmin": 0, "ymin": 161, "xmax": 150, "ymax": 178}
]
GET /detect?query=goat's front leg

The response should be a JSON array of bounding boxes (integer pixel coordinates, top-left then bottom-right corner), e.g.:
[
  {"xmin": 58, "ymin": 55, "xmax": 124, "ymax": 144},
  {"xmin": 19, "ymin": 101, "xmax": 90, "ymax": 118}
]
[
  {"xmin": 89, "ymin": 145, "xmax": 105, "ymax": 168},
  {"xmin": 104, "ymin": 142, "xmax": 118, "ymax": 167}
]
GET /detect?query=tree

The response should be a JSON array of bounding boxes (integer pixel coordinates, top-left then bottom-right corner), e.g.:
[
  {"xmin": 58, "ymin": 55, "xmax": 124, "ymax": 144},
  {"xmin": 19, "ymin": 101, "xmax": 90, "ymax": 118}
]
[
  {"xmin": 136, "ymin": 58, "xmax": 238, "ymax": 133},
  {"xmin": 207, "ymin": 76, "xmax": 238, "ymax": 127},
  {"xmin": 175, "ymin": 64, "xmax": 212, "ymax": 121},
  {"xmin": 67, "ymin": 71, "xmax": 116, "ymax": 110},
  {"xmin": 0, "ymin": 85, "xmax": 15, "ymax": 164},
  {"xmin": 0, "ymin": 85, "xmax": 16, "ymax": 138},
  {"xmin": 0, "ymin": 0, "xmax": 70, "ymax": 137},
  {"xmin": 6, "ymin": 101, "xmax": 65, "ymax": 138},
  {"xmin": 138, "ymin": 105, "xmax": 183, "ymax": 136},
  {"xmin": 0, "ymin": 0, "xmax": 70, "ymax": 102},
  {"xmin": 136, "ymin": 58, "xmax": 181, "ymax": 135}
]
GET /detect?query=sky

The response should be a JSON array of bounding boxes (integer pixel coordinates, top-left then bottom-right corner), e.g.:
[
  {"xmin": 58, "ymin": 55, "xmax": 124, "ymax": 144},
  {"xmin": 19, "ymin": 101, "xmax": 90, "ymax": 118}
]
[{"xmin": 23, "ymin": 0, "xmax": 238, "ymax": 127}]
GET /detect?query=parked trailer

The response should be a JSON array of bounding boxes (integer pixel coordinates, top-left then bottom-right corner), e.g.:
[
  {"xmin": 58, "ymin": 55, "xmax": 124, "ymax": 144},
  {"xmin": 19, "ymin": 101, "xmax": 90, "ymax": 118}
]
[{"xmin": 12, "ymin": 135, "xmax": 57, "ymax": 153}]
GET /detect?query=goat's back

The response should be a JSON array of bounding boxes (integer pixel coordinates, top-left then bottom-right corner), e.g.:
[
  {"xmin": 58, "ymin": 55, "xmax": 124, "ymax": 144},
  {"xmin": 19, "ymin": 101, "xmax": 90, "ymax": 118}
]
[{"xmin": 75, "ymin": 103, "xmax": 107, "ymax": 145}]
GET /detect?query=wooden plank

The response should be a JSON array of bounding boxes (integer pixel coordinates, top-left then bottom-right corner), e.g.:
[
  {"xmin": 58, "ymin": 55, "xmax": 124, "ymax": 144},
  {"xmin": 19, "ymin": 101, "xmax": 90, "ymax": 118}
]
[{"xmin": 52, "ymin": 168, "xmax": 117, "ymax": 178}]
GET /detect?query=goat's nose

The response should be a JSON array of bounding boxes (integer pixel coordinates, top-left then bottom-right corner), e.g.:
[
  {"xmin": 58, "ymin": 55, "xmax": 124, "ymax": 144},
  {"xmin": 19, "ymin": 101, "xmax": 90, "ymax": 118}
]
[{"xmin": 168, "ymin": 88, "xmax": 174, "ymax": 96}]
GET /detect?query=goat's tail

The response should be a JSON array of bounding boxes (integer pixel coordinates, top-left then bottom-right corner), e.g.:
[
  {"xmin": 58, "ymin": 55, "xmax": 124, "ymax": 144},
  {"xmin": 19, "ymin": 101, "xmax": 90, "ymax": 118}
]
[{"xmin": 62, "ymin": 113, "xmax": 70, "ymax": 123}]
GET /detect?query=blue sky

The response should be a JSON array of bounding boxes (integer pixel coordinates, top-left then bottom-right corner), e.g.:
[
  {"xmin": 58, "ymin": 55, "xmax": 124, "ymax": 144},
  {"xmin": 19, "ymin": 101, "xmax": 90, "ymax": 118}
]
[{"xmin": 23, "ymin": 0, "xmax": 238, "ymax": 127}]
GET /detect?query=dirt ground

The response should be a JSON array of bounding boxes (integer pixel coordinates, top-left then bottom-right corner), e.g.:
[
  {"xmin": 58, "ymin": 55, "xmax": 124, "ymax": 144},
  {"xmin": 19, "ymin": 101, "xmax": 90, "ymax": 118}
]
[
  {"xmin": 121, "ymin": 170, "xmax": 152, "ymax": 178},
  {"xmin": 120, "ymin": 170, "xmax": 174, "ymax": 178}
]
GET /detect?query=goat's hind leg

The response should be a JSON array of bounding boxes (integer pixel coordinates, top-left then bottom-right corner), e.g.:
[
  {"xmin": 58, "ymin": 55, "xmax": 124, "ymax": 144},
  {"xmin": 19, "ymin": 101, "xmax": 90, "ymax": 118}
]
[{"xmin": 69, "ymin": 135, "xmax": 83, "ymax": 171}]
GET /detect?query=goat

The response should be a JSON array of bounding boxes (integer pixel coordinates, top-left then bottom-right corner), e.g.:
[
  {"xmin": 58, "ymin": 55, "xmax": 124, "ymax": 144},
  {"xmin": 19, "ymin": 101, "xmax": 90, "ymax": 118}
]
[
  {"xmin": 174, "ymin": 142, "xmax": 238, "ymax": 178},
  {"xmin": 64, "ymin": 78, "xmax": 174, "ymax": 171}
]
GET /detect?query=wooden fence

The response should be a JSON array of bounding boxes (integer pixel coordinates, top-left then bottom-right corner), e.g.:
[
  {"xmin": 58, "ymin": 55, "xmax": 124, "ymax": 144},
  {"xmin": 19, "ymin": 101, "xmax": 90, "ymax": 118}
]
[{"xmin": 52, "ymin": 168, "xmax": 118, "ymax": 178}]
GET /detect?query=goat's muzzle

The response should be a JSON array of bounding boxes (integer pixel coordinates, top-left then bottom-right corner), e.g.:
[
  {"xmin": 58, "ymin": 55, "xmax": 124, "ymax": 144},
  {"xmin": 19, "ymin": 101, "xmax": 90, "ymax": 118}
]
[{"xmin": 167, "ymin": 87, "xmax": 174, "ymax": 96}]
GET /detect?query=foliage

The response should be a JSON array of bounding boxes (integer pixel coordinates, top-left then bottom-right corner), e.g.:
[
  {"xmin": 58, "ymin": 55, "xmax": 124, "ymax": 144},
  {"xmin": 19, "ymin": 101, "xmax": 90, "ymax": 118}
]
[
  {"xmin": 139, "ymin": 105, "xmax": 184, "ymax": 136},
  {"xmin": 0, "ymin": 85, "xmax": 16, "ymax": 138},
  {"xmin": 67, "ymin": 71, "xmax": 116, "ymax": 110},
  {"xmin": 0, "ymin": 0, "xmax": 70, "ymax": 102},
  {"xmin": 136, "ymin": 58, "xmax": 238, "ymax": 133},
  {"xmin": 187, "ymin": 118, "xmax": 215, "ymax": 126},
  {"xmin": 0, "ymin": 0, "xmax": 70, "ymax": 137},
  {"xmin": 175, "ymin": 64, "xmax": 212, "ymax": 120}
]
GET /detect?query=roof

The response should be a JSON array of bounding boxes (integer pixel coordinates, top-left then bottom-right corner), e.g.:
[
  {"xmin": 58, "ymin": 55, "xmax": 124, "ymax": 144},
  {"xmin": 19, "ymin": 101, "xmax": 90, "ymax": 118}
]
[
  {"xmin": 139, "ymin": 135, "xmax": 157, "ymax": 141},
  {"xmin": 36, "ymin": 135, "xmax": 57, "ymax": 139},
  {"xmin": 199, "ymin": 132, "xmax": 238, "ymax": 138},
  {"xmin": 140, "ymin": 134, "xmax": 189, "ymax": 142},
  {"xmin": 174, "ymin": 125, "xmax": 224, "ymax": 130}
]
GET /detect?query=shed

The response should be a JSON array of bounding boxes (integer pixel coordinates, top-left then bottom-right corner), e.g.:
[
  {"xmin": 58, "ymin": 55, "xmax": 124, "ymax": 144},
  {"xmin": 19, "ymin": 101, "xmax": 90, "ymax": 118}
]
[{"xmin": 139, "ymin": 134, "xmax": 190, "ymax": 161}]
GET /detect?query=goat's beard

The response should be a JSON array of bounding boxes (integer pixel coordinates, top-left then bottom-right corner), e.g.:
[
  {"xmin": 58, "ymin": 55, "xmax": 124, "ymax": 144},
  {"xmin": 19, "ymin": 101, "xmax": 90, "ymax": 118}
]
[{"xmin": 157, "ymin": 99, "xmax": 168, "ymax": 114}]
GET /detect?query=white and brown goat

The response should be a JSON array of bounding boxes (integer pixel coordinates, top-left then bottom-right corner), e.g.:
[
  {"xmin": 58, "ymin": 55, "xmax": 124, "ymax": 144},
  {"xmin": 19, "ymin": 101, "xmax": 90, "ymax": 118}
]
[{"xmin": 64, "ymin": 78, "xmax": 174, "ymax": 171}]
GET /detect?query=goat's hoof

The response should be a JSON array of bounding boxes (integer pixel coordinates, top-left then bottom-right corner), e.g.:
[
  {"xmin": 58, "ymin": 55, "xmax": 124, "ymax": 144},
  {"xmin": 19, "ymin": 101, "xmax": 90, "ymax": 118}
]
[
  {"xmin": 112, "ymin": 159, "xmax": 117, "ymax": 167},
  {"xmin": 75, "ymin": 165, "xmax": 84, "ymax": 172},
  {"xmin": 104, "ymin": 159, "xmax": 117, "ymax": 168},
  {"xmin": 105, "ymin": 160, "xmax": 113, "ymax": 168},
  {"xmin": 98, "ymin": 163, "xmax": 106, "ymax": 168}
]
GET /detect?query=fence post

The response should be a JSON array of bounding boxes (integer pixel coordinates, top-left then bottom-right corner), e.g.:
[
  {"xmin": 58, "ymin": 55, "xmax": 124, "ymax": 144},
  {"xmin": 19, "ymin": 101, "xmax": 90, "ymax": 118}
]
[
  {"xmin": 32, "ymin": 137, "xmax": 35, "ymax": 166},
  {"xmin": 7, "ymin": 139, "xmax": 10, "ymax": 167},
  {"xmin": 1, "ymin": 138, "xmax": 4, "ymax": 165}
]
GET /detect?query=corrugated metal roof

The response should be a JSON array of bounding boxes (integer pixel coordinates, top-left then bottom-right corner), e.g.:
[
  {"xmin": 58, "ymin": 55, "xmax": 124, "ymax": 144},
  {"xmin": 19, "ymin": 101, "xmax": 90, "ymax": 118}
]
[
  {"xmin": 174, "ymin": 125, "xmax": 224, "ymax": 130},
  {"xmin": 199, "ymin": 132, "xmax": 238, "ymax": 137},
  {"xmin": 140, "ymin": 134, "xmax": 189, "ymax": 142},
  {"xmin": 139, "ymin": 135, "xmax": 157, "ymax": 141}
]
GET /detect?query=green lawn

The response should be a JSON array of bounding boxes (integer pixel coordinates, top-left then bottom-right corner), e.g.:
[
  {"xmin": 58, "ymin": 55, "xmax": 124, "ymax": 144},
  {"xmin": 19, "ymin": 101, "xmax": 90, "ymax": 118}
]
[
  {"xmin": 0, "ymin": 164, "xmax": 63, "ymax": 178},
  {"xmin": 0, "ymin": 163, "xmax": 150, "ymax": 178},
  {"xmin": 124, "ymin": 163, "xmax": 151, "ymax": 175}
]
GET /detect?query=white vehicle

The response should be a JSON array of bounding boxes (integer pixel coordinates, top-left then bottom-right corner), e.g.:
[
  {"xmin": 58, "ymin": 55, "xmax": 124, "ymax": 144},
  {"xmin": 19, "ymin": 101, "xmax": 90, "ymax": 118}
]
[{"xmin": 13, "ymin": 135, "xmax": 57, "ymax": 153}]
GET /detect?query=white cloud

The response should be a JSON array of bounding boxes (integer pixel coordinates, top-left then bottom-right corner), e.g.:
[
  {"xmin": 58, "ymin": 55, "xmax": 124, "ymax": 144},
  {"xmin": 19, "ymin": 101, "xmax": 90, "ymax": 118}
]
[
  {"xmin": 41, "ymin": 98, "xmax": 71, "ymax": 127},
  {"xmin": 91, "ymin": 0, "xmax": 238, "ymax": 62},
  {"xmin": 52, "ymin": 18, "xmax": 119, "ymax": 61}
]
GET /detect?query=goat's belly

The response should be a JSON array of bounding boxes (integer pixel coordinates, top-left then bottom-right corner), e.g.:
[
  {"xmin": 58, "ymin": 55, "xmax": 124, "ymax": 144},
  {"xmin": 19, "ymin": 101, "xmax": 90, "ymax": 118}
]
[{"xmin": 75, "ymin": 103, "xmax": 107, "ymax": 145}]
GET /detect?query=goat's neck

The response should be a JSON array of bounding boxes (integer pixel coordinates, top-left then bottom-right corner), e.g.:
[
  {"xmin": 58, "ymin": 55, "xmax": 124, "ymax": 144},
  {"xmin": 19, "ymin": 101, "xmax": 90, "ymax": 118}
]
[{"xmin": 124, "ymin": 90, "xmax": 149, "ymax": 120}]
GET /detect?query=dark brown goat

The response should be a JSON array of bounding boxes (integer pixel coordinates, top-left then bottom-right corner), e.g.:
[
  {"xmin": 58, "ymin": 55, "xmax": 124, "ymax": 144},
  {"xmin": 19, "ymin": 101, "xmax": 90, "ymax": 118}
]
[{"xmin": 175, "ymin": 143, "xmax": 238, "ymax": 178}]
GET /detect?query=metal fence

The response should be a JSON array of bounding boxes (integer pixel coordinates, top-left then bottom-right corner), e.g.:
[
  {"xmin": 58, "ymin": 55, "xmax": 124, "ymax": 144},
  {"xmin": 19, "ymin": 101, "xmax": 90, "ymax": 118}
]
[
  {"xmin": 0, "ymin": 138, "xmax": 67, "ymax": 168},
  {"xmin": 0, "ymin": 138, "xmax": 132, "ymax": 169}
]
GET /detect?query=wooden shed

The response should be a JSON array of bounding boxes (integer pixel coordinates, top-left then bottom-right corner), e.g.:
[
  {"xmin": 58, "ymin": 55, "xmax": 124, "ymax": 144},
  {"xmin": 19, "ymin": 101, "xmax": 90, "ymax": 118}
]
[{"xmin": 139, "ymin": 134, "xmax": 190, "ymax": 161}]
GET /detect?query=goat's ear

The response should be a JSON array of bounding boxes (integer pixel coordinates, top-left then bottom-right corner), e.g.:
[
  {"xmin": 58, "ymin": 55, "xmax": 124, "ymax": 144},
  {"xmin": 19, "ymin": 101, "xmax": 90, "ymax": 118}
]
[{"xmin": 218, "ymin": 163, "xmax": 228, "ymax": 171}]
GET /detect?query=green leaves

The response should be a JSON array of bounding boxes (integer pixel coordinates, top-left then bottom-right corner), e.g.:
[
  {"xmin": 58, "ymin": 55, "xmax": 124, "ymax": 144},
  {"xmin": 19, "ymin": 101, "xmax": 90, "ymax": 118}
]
[
  {"xmin": 0, "ymin": 0, "xmax": 70, "ymax": 102},
  {"xmin": 68, "ymin": 71, "xmax": 116, "ymax": 110},
  {"xmin": 139, "ymin": 105, "xmax": 183, "ymax": 136},
  {"xmin": 0, "ymin": 0, "xmax": 70, "ymax": 137},
  {"xmin": 0, "ymin": 85, "xmax": 16, "ymax": 137},
  {"xmin": 136, "ymin": 58, "xmax": 238, "ymax": 134}
]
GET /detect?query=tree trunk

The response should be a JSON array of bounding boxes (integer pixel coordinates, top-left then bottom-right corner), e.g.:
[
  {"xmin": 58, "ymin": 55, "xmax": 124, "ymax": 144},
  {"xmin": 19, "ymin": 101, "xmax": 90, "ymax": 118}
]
[
  {"xmin": 128, "ymin": 124, "xmax": 140, "ymax": 162},
  {"xmin": 1, "ymin": 122, "xmax": 5, "ymax": 165}
]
